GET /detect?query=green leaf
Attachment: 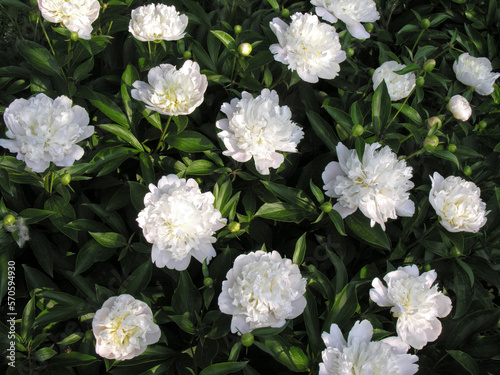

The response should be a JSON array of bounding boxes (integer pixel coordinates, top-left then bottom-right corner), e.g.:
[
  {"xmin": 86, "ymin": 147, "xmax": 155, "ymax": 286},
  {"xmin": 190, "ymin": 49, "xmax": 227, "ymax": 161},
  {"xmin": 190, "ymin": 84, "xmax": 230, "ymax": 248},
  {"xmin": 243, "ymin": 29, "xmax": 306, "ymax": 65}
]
[
  {"xmin": 262, "ymin": 181, "xmax": 317, "ymax": 212},
  {"xmin": 44, "ymin": 195, "xmax": 78, "ymax": 242},
  {"xmin": 15, "ymin": 40, "xmax": 63, "ymax": 77},
  {"xmin": 97, "ymin": 124, "xmax": 144, "ymax": 151},
  {"xmin": 211, "ymin": 30, "xmax": 235, "ymax": 48},
  {"xmin": 453, "ymin": 262, "xmax": 473, "ymax": 319},
  {"xmin": 29, "ymin": 231, "xmax": 54, "ymax": 277},
  {"xmin": 327, "ymin": 210, "xmax": 347, "ymax": 236},
  {"xmin": 323, "ymin": 283, "xmax": 358, "ymax": 331},
  {"xmin": 430, "ymin": 150, "xmax": 460, "ymax": 168},
  {"xmin": 324, "ymin": 106, "xmax": 353, "ymax": 128},
  {"xmin": 293, "ymin": 232, "xmax": 307, "ymax": 265},
  {"xmin": 306, "ymin": 110, "xmax": 338, "ymax": 151},
  {"xmin": 167, "ymin": 130, "xmax": 216, "ymax": 152},
  {"xmin": 447, "ymin": 350, "xmax": 479, "ymax": 375},
  {"xmin": 0, "ymin": 169, "xmax": 12, "ymax": 195},
  {"xmin": 372, "ymin": 80, "xmax": 391, "ymax": 135},
  {"xmin": 255, "ymin": 337, "xmax": 309, "ymax": 372},
  {"xmin": 256, "ymin": 202, "xmax": 314, "ymax": 223},
  {"xmin": 0, "ymin": 0, "xmax": 31, "ymax": 10},
  {"xmin": 20, "ymin": 295, "xmax": 36, "ymax": 342},
  {"xmin": 200, "ymin": 361, "xmax": 248, "ymax": 375},
  {"xmin": 76, "ymin": 87, "xmax": 129, "ymax": 127},
  {"xmin": 186, "ymin": 159, "xmax": 218, "ymax": 175},
  {"xmin": 19, "ymin": 208, "xmax": 54, "ymax": 224},
  {"xmin": 172, "ymin": 271, "xmax": 202, "ymax": 315},
  {"xmin": 139, "ymin": 152, "xmax": 155, "ymax": 185},
  {"xmin": 303, "ymin": 290, "xmax": 321, "ymax": 355},
  {"xmin": 392, "ymin": 103, "xmax": 423, "ymax": 125},
  {"xmin": 169, "ymin": 314, "xmax": 196, "ymax": 335},
  {"xmin": 89, "ymin": 232, "xmax": 127, "ymax": 248},
  {"xmin": 128, "ymin": 181, "xmax": 149, "ymax": 212},
  {"xmin": 266, "ymin": 0, "xmax": 279, "ymax": 10},
  {"xmin": 49, "ymin": 352, "xmax": 99, "ymax": 367},
  {"xmin": 252, "ymin": 324, "xmax": 289, "ymax": 338},
  {"xmin": 446, "ymin": 308, "xmax": 500, "ymax": 348},
  {"xmin": 74, "ymin": 239, "xmax": 116, "ymax": 275},
  {"xmin": 345, "ymin": 212, "xmax": 391, "ymax": 250},
  {"xmin": 73, "ymin": 57, "xmax": 94, "ymax": 81},
  {"xmin": 35, "ymin": 347, "xmax": 57, "ymax": 362},
  {"xmin": 309, "ymin": 180, "xmax": 324, "ymax": 204},
  {"xmin": 118, "ymin": 260, "xmax": 152, "ymax": 295}
]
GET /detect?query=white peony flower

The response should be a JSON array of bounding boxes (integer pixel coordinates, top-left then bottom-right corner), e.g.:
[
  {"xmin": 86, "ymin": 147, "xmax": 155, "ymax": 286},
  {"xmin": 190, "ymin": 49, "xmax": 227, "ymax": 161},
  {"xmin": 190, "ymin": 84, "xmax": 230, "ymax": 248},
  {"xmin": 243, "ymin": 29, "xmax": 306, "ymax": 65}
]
[
  {"xmin": 0, "ymin": 93, "xmax": 94, "ymax": 173},
  {"xmin": 216, "ymin": 89, "xmax": 304, "ymax": 175},
  {"xmin": 269, "ymin": 13, "xmax": 346, "ymax": 83},
  {"xmin": 322, "ymin": 142, "xmax": 414, "ymax": 230},
  {"xmin": 453, "ymin": 53, "xmax": 500, "ymax": 96},
  {"xmin": 319, "ymin": 320, "xmax": 418, "ymax": 375},
  {"xmin": 136, "ymin": 175, "xmax": 226, "ymax": 271},
  {"xmin": 429, "ymin": 172, "xmax": 488, "ymax": 233},
  {"xmin": 129, "ymin": 4, "xmax": 188, "ymax": 42},
  {"xmin": 310, "ymin": 0, "xmax": 380, "ymax": 39},
  {"xmin": 218, "ymin": 250, "xmax": 307, "ymax": 334},
  {"xmin": 92, "ymin": 294, "xmax": 161, "ymax": 360},
  {"xmin": 131, "ymin": 60, "xmax": 207, "ymax": 116},
  {"xmin": 370, "ymin": 265, "xmax": 452, "ymax": 350},
  {"xmin": 4, "ymin": 217, "xmax": 30, "ymax": 248},
  {"xmin": 37, "ymin": 0, "xmax": 100, "ymax": 40},
  {"xmin": 448, "ymin": 95, "xmax": 472, "ymax": 121},
  {"xmin": 373, "ymin": 61, "xmax": 416, "ymax": 101}
]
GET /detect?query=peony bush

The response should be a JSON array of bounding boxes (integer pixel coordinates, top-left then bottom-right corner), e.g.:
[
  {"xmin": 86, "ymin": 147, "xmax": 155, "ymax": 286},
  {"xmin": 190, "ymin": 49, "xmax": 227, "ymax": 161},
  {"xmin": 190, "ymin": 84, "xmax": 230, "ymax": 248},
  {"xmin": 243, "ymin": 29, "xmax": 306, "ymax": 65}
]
[{"xmin": 0, "ymin": 0, "xmax": 499, "ymax": 374}]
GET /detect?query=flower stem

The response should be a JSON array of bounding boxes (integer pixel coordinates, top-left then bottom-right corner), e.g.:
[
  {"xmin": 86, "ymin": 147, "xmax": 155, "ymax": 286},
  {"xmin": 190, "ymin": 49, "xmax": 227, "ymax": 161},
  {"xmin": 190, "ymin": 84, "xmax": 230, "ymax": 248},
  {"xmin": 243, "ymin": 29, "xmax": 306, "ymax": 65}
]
[
  {"xmin": 155, "ymin": 116, "xmax": 173, "ymax": 153},
  {"xmin": 411, "ymin": 29, "xmax": 425, "ymax": 56},
  {"xmin": 39, "ymin": 18, "xmax": 56, "ymax": 56},
  {"xmin": 385, "ymin": 86, "xmax": 416, "ymax": 132}
]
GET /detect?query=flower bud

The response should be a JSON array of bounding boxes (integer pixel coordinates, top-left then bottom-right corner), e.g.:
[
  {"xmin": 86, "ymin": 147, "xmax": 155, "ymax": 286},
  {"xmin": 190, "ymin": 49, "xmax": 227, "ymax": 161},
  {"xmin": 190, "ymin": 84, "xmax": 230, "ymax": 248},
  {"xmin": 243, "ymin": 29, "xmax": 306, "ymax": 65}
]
[
  {"xmin": 447, "ymin": 144, "xmax": 457, "ymax": 153},
  {"xmin": 416, "ymin": 77, "xmax": 425, "ymax": 87},
  {"xmin": 423, "ymin": 264, "xmax": 432, "ymax": 272},
  {"xmin": 423, "ymin": 59, "xmax": 436, "ymax": 72},
  {"xmin": 426, "ymin": 116, "xmax": 442, "ymax": 131},
  {"xmin": 351, "ymin": 124, "xmax": 364, "ymax": 137},
  {"xmin": 320, "ymin": 202, "xmax": 332, "ymax": 213},
  {"xmin": 227, "ymin": 221, "xmax": 241, "ymax": 232},
  {"xmin": 61, "ymin": 173, "xmax": 72, "ymax": 185},
  {"xmin": 203, "ymin": 277, "xmax": 214, "ymax": 287},
  {"xmin": 364, "ymin": 23, "xmax": 374, "ymax": 33},
  {"xmin": 238, "ymin": 43, "xmax": 252, "ymax": 56},
  {"xmin": 448, "ymin": 94, "xmax": 472, "ymax": 121},
  {"xmin": 421, "ymin": 18, "xmax": 430, "ymax": 29},
  {"xmin": 234, "ymin": 25, "xmax": 242, "ymax": 35},
  {"xmin": 478, "ymin": 120, "xmax": 487, "ymax": 129},
  {"xmin": 183, "ymin": 50, "xmax": 192, "ymax": 59},
  {"xmin": 280, "ymin": 8, "xmax": 290, "ymax": 18},
  {"xmin": 424, "ymin": 135, "xmax": 439, "ymax": 150},
  {"xmin": 3, "ymin": 214, "xmax": 16, "ymax": 227},
  {"xmin": 463, "ymin": 165, "xmax": 472, "ymax": 176},
  {"xmin": 449, "ymin": 246, "xmax": 461, "ymax": 257},
  {"xmin": 241, "ymin": 333, "xmax": 254, "ymax": 347},
  {"xmin": 346, "ymin": 48, "xmax": 355, "ymax": 57},
  {"xmin": 70, "ymin": 31, "xmax": 79, "ymax": 42}
]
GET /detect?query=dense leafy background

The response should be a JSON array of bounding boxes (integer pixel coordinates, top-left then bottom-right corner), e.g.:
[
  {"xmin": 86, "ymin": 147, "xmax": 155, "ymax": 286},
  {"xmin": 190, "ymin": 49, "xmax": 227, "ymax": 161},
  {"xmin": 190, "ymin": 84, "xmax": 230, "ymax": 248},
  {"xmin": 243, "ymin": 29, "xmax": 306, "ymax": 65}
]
[{"xmin": 1, "ymin": 0, "xmax": 499, "ymax": 374}]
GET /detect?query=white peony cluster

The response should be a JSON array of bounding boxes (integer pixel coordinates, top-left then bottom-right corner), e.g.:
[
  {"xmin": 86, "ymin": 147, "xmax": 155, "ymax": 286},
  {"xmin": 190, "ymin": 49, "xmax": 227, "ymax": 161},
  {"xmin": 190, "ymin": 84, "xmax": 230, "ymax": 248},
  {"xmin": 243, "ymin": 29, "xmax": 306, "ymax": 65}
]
[
  {"xmin": 319, "ymin": 320, "xmax": 418, "ymax": 375},
  {"xmin": 453, "ymin": 53, "xmax": 500, "ymax": 96},
  {"xmin": 131, "ymin": 61, "xmax": 207, "ymax": 116},
  {"xmin": 218, "ymin": 250, "xmax": 307, "ymax": 335},
  {"xmin": 129, "ymin": 4, "xmax": 188, "ymax": 42},
  {"xmin": 269, "ymin": 13, "xmax": 346, "ymax": 83},
  {"xmin": 92, "ymin": 295, "xmax": 161, "ymax": 360},
  {"xmin": 429, "ymin": 172, "xmax": 488, "ymax": 233},
  {"xmin": 137, "ymin": 175, "xmax": 226, "ymax": 271},
  {"xmin": 4, "ymin": 217, "xmax": 30, "ymax": 248},
  {"xmin": 322, "ymin": 142, "xmax": 414, "ymax": 230},
  {"xmin": 37, "ymin": 0, "xmax": 100, "ymax": 40},
  {"xmin": 0, "ymin": 93, "xmax": 94, "ymax": 173},
  {"xmin": 448, "ymin": 94, "xmax": 472, "ymax": 121},
  {"xmin": 310, "ymin": 0, "xmax": 380, "ymax": 39},
  {"xmin": 370, "ymin": 265, "xmax": 452, "ymax": 350},
  {"xmin": 373, "ymin": 61, "xmax": 416, "ymax": 101},
  {"xmin": 216, "ymin": 89, "xmax": 304, "ymax": 175}
]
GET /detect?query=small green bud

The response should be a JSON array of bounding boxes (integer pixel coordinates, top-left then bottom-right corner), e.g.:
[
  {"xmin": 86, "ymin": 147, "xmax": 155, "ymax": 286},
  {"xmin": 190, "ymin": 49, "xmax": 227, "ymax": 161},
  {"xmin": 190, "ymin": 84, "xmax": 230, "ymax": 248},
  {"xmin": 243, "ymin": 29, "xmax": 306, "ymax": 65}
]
[
  {"xmin": 102, "ymin": 3, "xmax": 108, "ymax": 9},
  {"xmin": 364, "ymin": 22, "xmax": 374, "ymax": 33},
  {"xmin": 421, "ymin": 18, "xmax": 430, "ymax": 29},
  {"xmin": 70, "ymin": 31, "xmax": 79, "ymax": 42},
  {"xmin": 478, "ymin": 120, "xmax": 487, "ymax": 129},
  {"xmin": 183, "ymin": 50, "xmax": 192, "ymax": 59},
  {"xmin": 424, "ymin": 135, "xmax": 439, "ymax": 150},
  {"xmin": 3, "ymin": 214, "xmax": 16, "ymax": 227},
  {"xmin": 227, "ymin": 221, "xmax": 241, "ymax": 232},
  {"xmin": 416, "ymin": 77, "xmax": 425, "ymax": 87},
  {"xmin": 346, "ymin": 48, "xmax": 355, "ymax": 57},
  {"xmin": 447, "ymin": 144, "xmax": 457, "ymax": 153},
  {"xmin": 234, "ymin": 25, "xmax": 243, "ymax": 35},
  {"xmin": 61, "ymin": 173, "xmax": 72, "ymax": 186},
  {"xmin": 280, "ymin": 8, "xmax": 290, "ymax": 18},
  {"xmin": 463, "ymin": 165, "xmax": 472, "ymax": 176},
  {"xmin": 426, "ymin": 116, "xmax": 442, "ymax": 131},
  {"xmin": 203, "ymin": 277, "xmax": 214, "ymax": 287},
  {"xmin": 241, "ymin": 333, "xmax": 254, "ymax": 347},
  {"xmin": 369, "ymin": 68, "xmax": 375, "ymax": 76},
  {"xmin": 449, "ymin": 246, "xmax": 461, "ymax": 257},
  {"xmin": 351, "ymin": 124, "xmax": 364, "ymax": 137},
  {"xmin": 423, "ymin": 264, "xmax": 432, "ymax": 272},
  {"xmin": 238, "ymin": 43, "xmax": 252, "ymax": 56},
  {"xmin": 320, "ymin": 202, "xmax": 332, "ymax": 213},
  {"xmin": 423, "ymin": 59, "xmax": 436, "ymax": 72}
]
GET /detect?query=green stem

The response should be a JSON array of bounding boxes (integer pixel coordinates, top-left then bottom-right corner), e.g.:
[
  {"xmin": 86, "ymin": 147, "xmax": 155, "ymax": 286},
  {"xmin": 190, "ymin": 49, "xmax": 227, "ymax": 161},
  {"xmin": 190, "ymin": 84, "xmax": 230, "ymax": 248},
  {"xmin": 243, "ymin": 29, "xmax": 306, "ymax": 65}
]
[
  {"xmin": 385, "ymin": 85, "xmax": 416, "ymax": 132},
  {"xmin": 411, "ymin": 29, "xmax": 425, "ymax": 56},
  {"xmin": 404, "ymin": 148, "xmax": 426, "ymax": 160},
  {"xmin": 155, "ymin": 116, "xmax": 173, "ymax": 153},
  {"xmin": 148, "ymin": 41, "xmax": 152, "ymax": 61},
  {"xmin": 39, "ymin": 18, "xmax": 56, "ymax": 56}
]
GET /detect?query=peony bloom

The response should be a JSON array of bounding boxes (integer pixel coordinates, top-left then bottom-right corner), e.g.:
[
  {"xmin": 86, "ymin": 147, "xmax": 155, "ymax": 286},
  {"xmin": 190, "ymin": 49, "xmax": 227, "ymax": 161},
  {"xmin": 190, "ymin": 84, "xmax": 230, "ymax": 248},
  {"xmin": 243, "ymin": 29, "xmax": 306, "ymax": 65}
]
[
  {"xmin": 310, "ymin": 0, "xmax": 380, "ymax": 39},
  {"xmin": 37, "ymin": 0, "xmax": 100, "ymax": 40},
  {"xmin": 322, "ymin": 142, "xmax": 414, "ymax": 230},
  {"xmin": 448, "ymin": 95, "xmax": 472, "ymax": 121},
  {"xmin": 0, "ymin": 93, "xmax": 94, "ymax": 173},
  {"xmin": 373, "ymin": 61, "xmax": 416, "ymax": 101},
  {"xmin": 453, "ymin": 53, "xmax": 500, "ymax": 96},
  {"xmin": 131, "ymin": 60, "xmax": 207, "ymax": 116},
  {"xmin": 269, "ymin": 13, "xmax": 346, "ymax": 83},
  {"xmin": 4, "ymin": 217, "xmax": 29, "ymax": 248},
  {"xmin": 129, "ymin": 4, "xmax": 188, "ymax": 42},
  {"xmin": 216, "ymin": 89, "xmax": 304, "ymax": 175},
  {"xmin": 319, "ymin": 320, "xmax": 418, "ymax": 375},
  {"xmin": 92, "ymin": 295, "xmax": 161, "ymax": 360},
  {"xmin": 218, "ymin": 250, "xmax": 307, "ymax": 334},
  {"xmin": 136, "ymin": 175, "xmax": 226, "ymax": 271},
  {"xmin": 429, "ymin": 172, "xmax": 488, "ymax": 233},
  {"xmin": 370, "ymin": 265, "xmax": 452, "ymax": 350}
]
